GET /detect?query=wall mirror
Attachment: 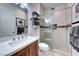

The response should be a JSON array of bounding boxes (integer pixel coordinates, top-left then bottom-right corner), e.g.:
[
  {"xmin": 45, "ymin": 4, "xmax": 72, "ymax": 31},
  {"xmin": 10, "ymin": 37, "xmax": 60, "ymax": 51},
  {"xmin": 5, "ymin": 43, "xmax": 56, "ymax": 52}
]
[{"xmin": 0, "ymin": 3, "xmax": 28, "ymax": 38}]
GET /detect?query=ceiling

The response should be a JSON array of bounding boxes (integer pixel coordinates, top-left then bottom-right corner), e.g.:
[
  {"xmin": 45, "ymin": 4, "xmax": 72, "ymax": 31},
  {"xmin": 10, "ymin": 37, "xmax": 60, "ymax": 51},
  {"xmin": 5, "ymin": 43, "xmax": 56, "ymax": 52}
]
[{"xmin": 41, "ymin": 3, "xmax": 66, "ymax": 11}]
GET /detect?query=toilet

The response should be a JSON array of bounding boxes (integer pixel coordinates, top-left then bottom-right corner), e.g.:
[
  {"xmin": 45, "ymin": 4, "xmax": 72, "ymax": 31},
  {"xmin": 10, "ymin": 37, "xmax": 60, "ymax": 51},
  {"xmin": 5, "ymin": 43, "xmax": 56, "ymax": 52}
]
[{"xmin": 39, "ymin": 43, "xmax": 49, "ymax": 51}]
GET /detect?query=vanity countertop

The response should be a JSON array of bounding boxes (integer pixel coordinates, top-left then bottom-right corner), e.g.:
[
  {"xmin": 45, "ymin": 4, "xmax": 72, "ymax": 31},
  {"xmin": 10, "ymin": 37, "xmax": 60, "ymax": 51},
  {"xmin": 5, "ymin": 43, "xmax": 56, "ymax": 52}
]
[{"xmin": 0, "ymin": 36, "xmax": 39, "ymax": 56}]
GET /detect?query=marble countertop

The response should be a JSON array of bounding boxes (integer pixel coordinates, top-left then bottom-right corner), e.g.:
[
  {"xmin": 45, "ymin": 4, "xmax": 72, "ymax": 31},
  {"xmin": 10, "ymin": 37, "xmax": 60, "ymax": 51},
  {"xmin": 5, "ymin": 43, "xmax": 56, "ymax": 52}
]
[{"xmin": 0, "ymin": 36, "xmax": 39, "ymax": 56}]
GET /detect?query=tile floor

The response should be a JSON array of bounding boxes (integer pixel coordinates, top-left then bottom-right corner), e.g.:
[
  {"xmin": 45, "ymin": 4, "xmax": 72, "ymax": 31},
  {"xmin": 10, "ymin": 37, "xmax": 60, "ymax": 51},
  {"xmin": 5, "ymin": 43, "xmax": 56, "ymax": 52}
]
[{"xmin": 39, "ymin": 49, "xmax": 71, "ymax": 56}]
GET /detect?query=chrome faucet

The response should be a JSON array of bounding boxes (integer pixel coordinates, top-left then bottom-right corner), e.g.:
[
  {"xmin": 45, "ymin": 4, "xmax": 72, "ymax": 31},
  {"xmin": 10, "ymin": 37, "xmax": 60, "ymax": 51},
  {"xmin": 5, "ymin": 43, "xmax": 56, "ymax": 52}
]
[{"xmin": 17, "ymin": 35, "xmax": 20, "ymax": 39}]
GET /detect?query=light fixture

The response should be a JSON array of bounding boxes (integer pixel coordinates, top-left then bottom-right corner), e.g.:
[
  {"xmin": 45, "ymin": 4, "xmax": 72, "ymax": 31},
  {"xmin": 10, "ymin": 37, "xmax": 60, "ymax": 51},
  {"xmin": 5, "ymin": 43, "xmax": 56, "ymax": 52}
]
[
  {"xmin": 15, "ymin": 3, "xmax": 28, "ymax": 9},
  {"xmin": 44, "ymin": 19, "xmax": 50, "ymax": 23},
  {"xmin": 20, "ymin": 3, "xmax": 28, "ymax": 8}
]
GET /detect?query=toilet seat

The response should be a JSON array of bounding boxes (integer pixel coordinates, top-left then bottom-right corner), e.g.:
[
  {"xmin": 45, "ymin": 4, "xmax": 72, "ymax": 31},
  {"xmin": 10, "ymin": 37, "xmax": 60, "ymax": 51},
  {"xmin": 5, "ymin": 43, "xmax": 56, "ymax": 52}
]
[{"xmin": 39, "ymin": 43, "xmax": 49, "ymax": 51}]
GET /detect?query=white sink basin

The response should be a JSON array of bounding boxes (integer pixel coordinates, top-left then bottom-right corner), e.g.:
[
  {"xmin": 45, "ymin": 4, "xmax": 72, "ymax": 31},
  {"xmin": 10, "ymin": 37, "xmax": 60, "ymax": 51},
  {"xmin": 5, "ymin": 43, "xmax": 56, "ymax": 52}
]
[
  {"xmin": 9, "ymin": 38, "xmax": 26, "ymax": 46},
  {"xmin": 8, "ymin": 36, "xmax": 36, "ymax": 46},
  {"xmin": 9, "ymin": 41, "xmax": 20, "ymax": 46}
]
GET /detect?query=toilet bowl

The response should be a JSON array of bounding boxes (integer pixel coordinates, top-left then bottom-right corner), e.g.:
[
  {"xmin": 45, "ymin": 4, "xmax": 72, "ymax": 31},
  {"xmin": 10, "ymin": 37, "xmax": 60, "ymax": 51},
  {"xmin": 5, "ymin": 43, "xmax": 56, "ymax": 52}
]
[{"xmin": 39, "ymin": 43, "xmax": 49, "ymax": 51}]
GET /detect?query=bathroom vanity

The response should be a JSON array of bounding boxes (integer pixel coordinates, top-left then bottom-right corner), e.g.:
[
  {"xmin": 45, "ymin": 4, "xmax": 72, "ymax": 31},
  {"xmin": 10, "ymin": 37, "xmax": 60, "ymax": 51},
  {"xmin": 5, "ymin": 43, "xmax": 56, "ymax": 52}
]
[
  {"xmin": 0, "ymin": 36, "xmax": 39, "ymax": 56},
  {"xmin": 12, "ymin": 40, "xmax": 38, "ymax": 56}
]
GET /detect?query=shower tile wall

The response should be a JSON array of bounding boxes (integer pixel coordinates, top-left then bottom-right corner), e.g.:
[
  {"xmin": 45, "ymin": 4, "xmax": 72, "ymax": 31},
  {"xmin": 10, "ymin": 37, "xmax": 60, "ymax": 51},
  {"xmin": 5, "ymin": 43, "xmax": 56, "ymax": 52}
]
[{"xmin": 52, "ymin": 4, "xmax": 72, "ymax": 54}]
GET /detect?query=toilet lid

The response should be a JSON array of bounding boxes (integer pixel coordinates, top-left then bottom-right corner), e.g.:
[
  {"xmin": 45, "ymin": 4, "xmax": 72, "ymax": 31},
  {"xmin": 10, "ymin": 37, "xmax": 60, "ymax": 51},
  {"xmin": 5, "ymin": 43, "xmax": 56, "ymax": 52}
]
[{"xmin": 39, "ymin": 43, "xmax": 49, "ymax": 48}]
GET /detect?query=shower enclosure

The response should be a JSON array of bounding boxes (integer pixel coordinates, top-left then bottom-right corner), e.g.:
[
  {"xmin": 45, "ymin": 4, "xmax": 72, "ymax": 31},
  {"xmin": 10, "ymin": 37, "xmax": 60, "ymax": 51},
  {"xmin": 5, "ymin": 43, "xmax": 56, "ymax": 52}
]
[{"xmin": 40, "ymin": 5, "xmax": 72, "ymax": 55}]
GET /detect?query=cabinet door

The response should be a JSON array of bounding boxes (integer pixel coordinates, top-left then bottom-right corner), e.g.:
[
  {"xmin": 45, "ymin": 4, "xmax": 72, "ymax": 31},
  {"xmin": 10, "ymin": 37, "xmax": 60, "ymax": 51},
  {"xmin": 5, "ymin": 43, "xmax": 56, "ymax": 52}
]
[
  {"xmin": 12, "ymin": 46, "xmax": 29, "ymax": 56},
  {"xmin": 29, "ymin": 41, "xmax": 38, "ymax": 56},
  {"xmin": 12, "ymin": 40, "xmax": 38, "ymax": 56}
]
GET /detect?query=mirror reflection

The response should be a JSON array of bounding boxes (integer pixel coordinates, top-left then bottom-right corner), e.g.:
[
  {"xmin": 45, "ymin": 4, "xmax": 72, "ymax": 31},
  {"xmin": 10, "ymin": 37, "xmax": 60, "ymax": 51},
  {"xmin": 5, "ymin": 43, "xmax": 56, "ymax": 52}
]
[{"xmin": 0, "ymin": 3, "xmax": 28, "ymax": 38}]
